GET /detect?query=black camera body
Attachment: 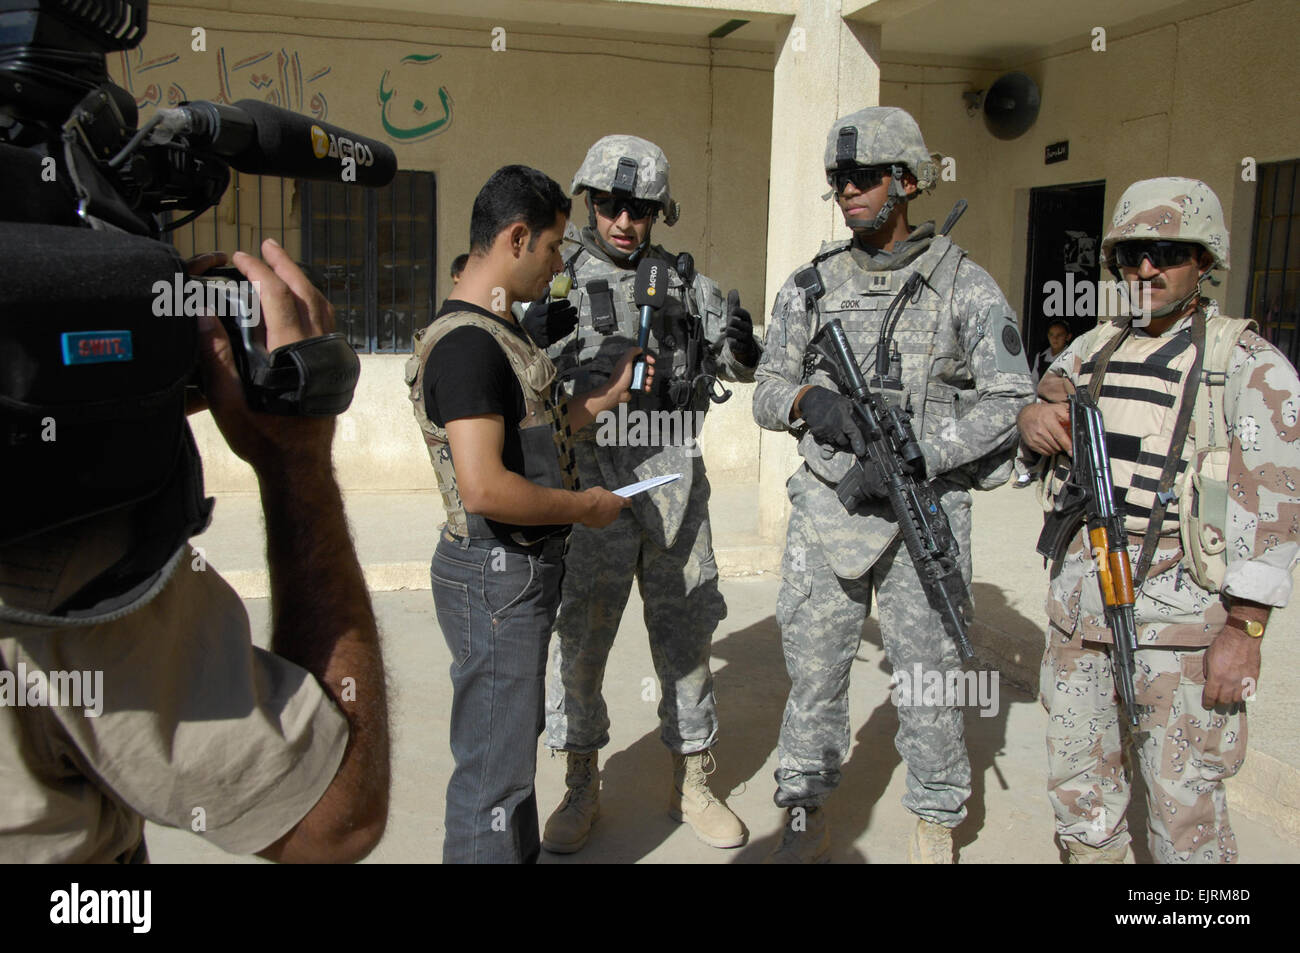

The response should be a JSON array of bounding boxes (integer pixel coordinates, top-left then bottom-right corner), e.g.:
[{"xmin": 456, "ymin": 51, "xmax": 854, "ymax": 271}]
[{"xmin": 0, "ymin": 0, "xmax": 373, "ymax": 560}]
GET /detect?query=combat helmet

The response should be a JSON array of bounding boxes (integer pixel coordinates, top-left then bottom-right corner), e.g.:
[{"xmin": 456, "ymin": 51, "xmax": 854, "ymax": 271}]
[
  {"xmin": 824, "ymin": 106, "xmax": 939, "ymax": 232},
  {"xmin": 572, "ymin": 134, "xmax": 679, "ymax": 226},
  {"xmin": 1101, "ymin": 177, "xmax": 1229, "ymax": 319},
  {"xmin": 1101, "ymin": 177, "xmax": 1229, "ymax": 272},
  {"xmin": 825, "ymin": 106, "xmax": 939, "ymax": 188}
]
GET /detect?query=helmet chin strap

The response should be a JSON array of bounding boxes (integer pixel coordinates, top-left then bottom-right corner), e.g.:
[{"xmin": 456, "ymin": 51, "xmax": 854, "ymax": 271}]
[
  {"xmin": 1123, "ymin": 267, "xmax": 1211, "ymax": 321},
  {"xmin": 587, "ymin": 196, "xmax": 654, "ymax": 263},
  {"xmin": 594, "ymin": 231, "xmax": 651, "ymax": 264},
  {"xmin": 845, "ymin": 165, "xmax": 911, "ymax": 236}
]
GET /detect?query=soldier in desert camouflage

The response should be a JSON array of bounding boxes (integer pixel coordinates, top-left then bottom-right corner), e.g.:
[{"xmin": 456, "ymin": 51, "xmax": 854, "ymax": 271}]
[
  {"xmin": 752, "ymin": 106, "xmax": 1034, "ymax": 863},
  {"xmin": 537, "ymin": 135, "xmax": 762, "ymax": 853},
  {"xmin": 1020, "ymin": 176, "xmax": 1300, "ymax": 863}
]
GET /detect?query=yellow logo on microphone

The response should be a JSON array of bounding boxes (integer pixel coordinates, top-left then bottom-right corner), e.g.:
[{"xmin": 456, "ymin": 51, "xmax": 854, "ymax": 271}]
[{"xmin": 310, "ymin": 125, "xmax": 329, "ymax": 158}]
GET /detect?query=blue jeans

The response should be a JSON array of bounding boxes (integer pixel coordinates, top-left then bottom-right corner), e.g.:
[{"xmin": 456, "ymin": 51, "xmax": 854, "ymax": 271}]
[{"xmin": 432, "ymin": 531, "xmax": 566, "ymax": 864}]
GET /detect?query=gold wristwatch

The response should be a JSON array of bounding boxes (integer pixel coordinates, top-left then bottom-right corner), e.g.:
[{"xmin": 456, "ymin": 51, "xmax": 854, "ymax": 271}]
[{"xmin": 1225, "ymin": 616, "xmax": 1265, "ymax": 638}]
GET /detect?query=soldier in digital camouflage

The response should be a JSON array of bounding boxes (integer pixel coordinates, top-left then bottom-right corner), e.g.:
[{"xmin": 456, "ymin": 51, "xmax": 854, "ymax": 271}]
[
  {"xmin": 1019, "ymin": 176, "xmax": 1300, "ymax": 863},
  {"xmin": 752, "ymin": 106, "xmax": 1034, "ymax": 863},
  {"xmin": 535, "ymin": 135, "xmax": 762, "ymax": 853}
]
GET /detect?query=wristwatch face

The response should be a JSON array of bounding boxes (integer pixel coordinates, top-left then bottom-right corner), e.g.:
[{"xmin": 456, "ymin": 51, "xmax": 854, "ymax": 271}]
[{"xmin": 1230, "ymin": 616, "xmax": 1266, "ymax": 637}]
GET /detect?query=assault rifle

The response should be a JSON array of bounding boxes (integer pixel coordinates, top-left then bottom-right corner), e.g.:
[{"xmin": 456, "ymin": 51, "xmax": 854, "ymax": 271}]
[
  {"xmin": 1036, "ymin": 388, "xmax": 1141, "ymax": 726},
  {"xmin": 812, "ymin": 318, "xmax": 974, "ymax": 661}
]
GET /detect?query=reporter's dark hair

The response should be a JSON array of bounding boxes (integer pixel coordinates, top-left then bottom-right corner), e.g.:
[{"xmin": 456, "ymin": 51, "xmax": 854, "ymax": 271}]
[
  {"xmin": 450, "ymin": 253, "xmax": 470, "ymax": 278},
  {"xmin": 469, "ymin": 165, "xmax": 571, "ymax": 254}
]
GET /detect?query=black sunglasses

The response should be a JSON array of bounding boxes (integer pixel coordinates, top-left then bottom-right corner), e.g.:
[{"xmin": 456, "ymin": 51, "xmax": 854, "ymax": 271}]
[
  {"xmin": 1113, "ymin": 240, "xmax": 1200, "ymax": 269},
  {"xmin": 830, "ymin": 166, "xmax": 891, "ymax": 194},
  {"xmin": 592, "ymin": 194, "xmax": 660, "ymax": 221}
]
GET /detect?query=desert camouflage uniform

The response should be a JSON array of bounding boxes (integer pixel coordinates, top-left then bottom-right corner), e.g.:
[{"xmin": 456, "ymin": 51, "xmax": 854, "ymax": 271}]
[
  {"xmin": 1040, "ymin": 313, "xmax": 1300, "ymax": 863},
  {"xmin": 754, "ymin": 223, "xmax": 1034, "ymax": 822},
  {"xmin": 543, "ymin": 226, "xmax": 758, "ymax": 755}
]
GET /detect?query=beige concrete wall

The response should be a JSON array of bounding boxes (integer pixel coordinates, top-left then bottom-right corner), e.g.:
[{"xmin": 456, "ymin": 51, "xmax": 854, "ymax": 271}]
[
  {"xmin": 114, "ymin": 0, "xmax": 1298, "ymax": 502},
  {"xmin": 121, "ymin": 5, "xmax": 773, "ymax": 492},
  {"xmin": 758, "ymin": 4, "xmax": 884, "ymax": 542},
  {"xmin": 879, "ymin": 0, "xmax": 1300, "ymax": 323}
]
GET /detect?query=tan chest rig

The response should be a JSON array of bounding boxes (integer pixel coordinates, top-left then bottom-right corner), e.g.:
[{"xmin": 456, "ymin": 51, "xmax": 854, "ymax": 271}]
[
  {"xmin": 404, "ymin": 311, "xmax": 579, "ymax": 542},
  {"xmin": 1041, "ymin": 308, "xmax": 1255, "ymax": 589}
]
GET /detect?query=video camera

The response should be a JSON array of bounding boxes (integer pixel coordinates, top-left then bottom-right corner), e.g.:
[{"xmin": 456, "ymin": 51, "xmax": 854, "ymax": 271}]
[{"xmin": 0, "ymin": 0, "xmax": 395, "ymax": 559}]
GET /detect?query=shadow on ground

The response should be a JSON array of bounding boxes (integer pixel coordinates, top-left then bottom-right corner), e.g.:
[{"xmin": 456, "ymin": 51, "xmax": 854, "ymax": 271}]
[{"xmin": 543, "ymin": 612, "xmax": 788, "ymax": 864}]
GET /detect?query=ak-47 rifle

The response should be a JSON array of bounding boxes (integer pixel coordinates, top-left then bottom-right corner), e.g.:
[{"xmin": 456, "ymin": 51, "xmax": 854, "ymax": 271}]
[
  {"xmin": 1036, "ymin": 388, "xmax": 1141, "ymax": 726},
  {"xmin": 812, "ymin": 318, "xmax": 974, "ymax": 661}
]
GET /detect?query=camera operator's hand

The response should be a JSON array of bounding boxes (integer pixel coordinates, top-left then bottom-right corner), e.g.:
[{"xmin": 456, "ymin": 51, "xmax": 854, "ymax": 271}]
[
  {"xmin": 197, "ymin": 238, "xmax": 336, "ymax": 474},
  {"xmin": 194, "ymin": 238, "xmax": 390, "ymax": 863},
  {"xmin": 183, "ymin": 251, "xmax": 228, "ymax": 417}
]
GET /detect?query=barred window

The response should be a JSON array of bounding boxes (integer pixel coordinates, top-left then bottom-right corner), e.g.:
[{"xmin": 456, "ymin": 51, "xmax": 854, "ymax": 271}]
[
  {"xmin": 1246, "ymin": 159, "xmax": 1300, "ymax": 367},
  {"xmin": 302, "ymin": 171, "xmax": 437, "ymax": 353},
  {"xmin": 166, "ymin": 170, "xmax": 437, "ymax": 354}
]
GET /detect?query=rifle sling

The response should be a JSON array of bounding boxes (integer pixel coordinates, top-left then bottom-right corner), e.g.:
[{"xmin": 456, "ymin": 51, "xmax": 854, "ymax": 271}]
[{"xmin": 1132, "ymin": 310, "xmax": 1206, "ymax": 585}]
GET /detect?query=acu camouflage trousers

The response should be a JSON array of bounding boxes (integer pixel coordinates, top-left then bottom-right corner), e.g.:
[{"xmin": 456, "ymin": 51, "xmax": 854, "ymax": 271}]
[
  {"xmin": 773, "ymin": 483, "xmax": 974, "ymax": 826},
  {"xmin": 545, "ymin": 445, "xmax": 727, "ymax": 755},
  {"xmin": 1042, "ymin": 629, "xmax": 1247, "ymax": 863}
]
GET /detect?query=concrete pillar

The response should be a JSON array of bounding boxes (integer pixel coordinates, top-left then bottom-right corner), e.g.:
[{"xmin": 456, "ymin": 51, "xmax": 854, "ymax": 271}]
[{"xmin": 757, "ymin": 3, "xmax": 882, "ymax": 544}]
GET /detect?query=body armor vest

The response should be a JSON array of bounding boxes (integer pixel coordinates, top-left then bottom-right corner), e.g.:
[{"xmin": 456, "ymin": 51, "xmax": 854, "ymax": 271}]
[
  {"xmin": 797, "ymin": 234, "xmax": 968, "ymax": 486},
  {"xmin": 551, "ymin": 235, "xmax": 726, "ymax": 412},
  {"xmin": 1074, "ymin": 321, "xmax": 1198, "ymax": 537},
  {"xmin": 404, "ymin": 311, "xmax": 579, "ymax": 544},
  {"xmin": 545, "ymin": 234, "xmax": 727, "ymax": 550},
  {"xmin": 1043, "ymin": 310, "xmax": 1257, "ymax": 590}
]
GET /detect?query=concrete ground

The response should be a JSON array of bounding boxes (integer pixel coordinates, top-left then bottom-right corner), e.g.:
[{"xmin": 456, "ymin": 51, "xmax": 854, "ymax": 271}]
[{"xmin": 147, "ymin": 480, "xmax": 1300, "ymax": 863}]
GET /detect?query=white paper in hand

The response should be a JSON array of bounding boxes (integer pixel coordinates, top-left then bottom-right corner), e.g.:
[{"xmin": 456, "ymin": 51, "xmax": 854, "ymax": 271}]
[{"xmin": 613, "ymin": 473, "xmax": 683, "ymax": 498}]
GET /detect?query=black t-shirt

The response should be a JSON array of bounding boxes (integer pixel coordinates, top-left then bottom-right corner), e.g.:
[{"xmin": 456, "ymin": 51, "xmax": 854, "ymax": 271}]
[{"xmin": 423, "ymin": 300, "xmax": 568, "ymax": 540}]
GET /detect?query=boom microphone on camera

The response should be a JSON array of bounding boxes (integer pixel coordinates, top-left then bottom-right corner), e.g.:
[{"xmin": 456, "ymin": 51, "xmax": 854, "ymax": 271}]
[{"xmin": 151, "ymin": 99, "xmax": 396, "ymax": 187}]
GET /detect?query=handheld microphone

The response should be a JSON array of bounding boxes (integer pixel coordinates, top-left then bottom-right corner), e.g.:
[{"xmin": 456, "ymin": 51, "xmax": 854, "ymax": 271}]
[
  {"xmin": 631, "ymin": 257, "xmax": 665, "ymax": 392},
  {"xmin": 152, "ymin": 99, "xmax": 397, "ymax": 187}
]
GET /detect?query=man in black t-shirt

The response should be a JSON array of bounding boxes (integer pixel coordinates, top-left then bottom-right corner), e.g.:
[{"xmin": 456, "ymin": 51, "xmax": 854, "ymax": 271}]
[{"xmin": 407, "ymin": 166, "xmax": 651, "ymax": 863}]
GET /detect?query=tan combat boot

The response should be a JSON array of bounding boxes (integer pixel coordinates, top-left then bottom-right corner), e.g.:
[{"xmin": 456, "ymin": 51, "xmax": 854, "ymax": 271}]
[
  {"xmin": 541, "ymin": 751, "xmax": 600, "ymax": 854},
  {"xmin": 1065, "ymin": 840, "xmax": 1129, "ymax": 864},
  {"xmin": 669, "ymin": 750, "xmax": 746, "ymax": 848},
  {"xmin": 909, "ymin": 817, "xmax": 955, "ymax": 864},
  {"xmin": 765, "ymin": 806, "xmax": 831, "ymax": 864}
]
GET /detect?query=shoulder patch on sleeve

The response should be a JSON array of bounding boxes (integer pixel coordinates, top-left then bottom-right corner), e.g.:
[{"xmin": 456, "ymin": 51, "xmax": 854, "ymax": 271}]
[{"xmin": 993, "ymin": 314, "xmax": 1030, "ymax": 375}]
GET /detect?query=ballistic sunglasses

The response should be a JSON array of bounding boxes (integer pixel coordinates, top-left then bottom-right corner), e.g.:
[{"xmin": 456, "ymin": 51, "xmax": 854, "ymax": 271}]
[
  {"xmin": 592, "ymin": 194, "xmax": 661, "ymax": 221},
  {"xmin": 830, "ymin": 166, "xmax": 892, "ymax": 194},
  {"xmin": 1112, "ymin": 240, "xmax": 1200, "ymax": 269}
]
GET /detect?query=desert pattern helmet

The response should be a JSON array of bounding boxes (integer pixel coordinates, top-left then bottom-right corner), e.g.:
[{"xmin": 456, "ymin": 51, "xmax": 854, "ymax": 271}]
[{"xmin": 1101, "ymin": 176, "xmax": 1229, "ymax": 270}]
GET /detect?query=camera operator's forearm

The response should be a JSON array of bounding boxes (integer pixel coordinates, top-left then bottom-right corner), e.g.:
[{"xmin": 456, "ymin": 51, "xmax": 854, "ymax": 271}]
[
  {"xmin": 257, "ymin": 460, "xmax": 390, "ymax": 862},
  {"xmin": 465, "ymin": 468, "xmax": 594, "ymax": 526}
]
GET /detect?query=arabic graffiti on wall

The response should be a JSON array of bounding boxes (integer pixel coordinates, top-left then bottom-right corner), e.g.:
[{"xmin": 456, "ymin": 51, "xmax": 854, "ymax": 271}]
[
  {"xmin": 378, "ymin": 53, "xmax": 454, "ymax": 141},
  {"xmin": 118, "ymin": 46, "xmax": 332, "ymax": 119},
  {"xmin": 117, "ymin": 44, "xmax": 456, "ymax": 144}
]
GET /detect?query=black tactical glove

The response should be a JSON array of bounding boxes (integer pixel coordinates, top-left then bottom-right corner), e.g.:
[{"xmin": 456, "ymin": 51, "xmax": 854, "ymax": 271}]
[
  {"xmin": 799, "ymin": 385, "xmax": 868, "ymax": 458},
  {"xmin": 837, "ymin": 457, "xmax": 891, "ymax": 509},
  {"xmin": 723, "ymin": 289, "xmax": 760, "ymax": 366},
  {"xmin": 522, "ymin": 297, "xmax": 579, "ymax": 348}
]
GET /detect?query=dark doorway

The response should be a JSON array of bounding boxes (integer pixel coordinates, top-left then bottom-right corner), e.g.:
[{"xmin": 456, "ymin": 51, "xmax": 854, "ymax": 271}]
[{"xmin": 1022, "ymin": 180, "xmax": 1107, "ymax": 376}]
